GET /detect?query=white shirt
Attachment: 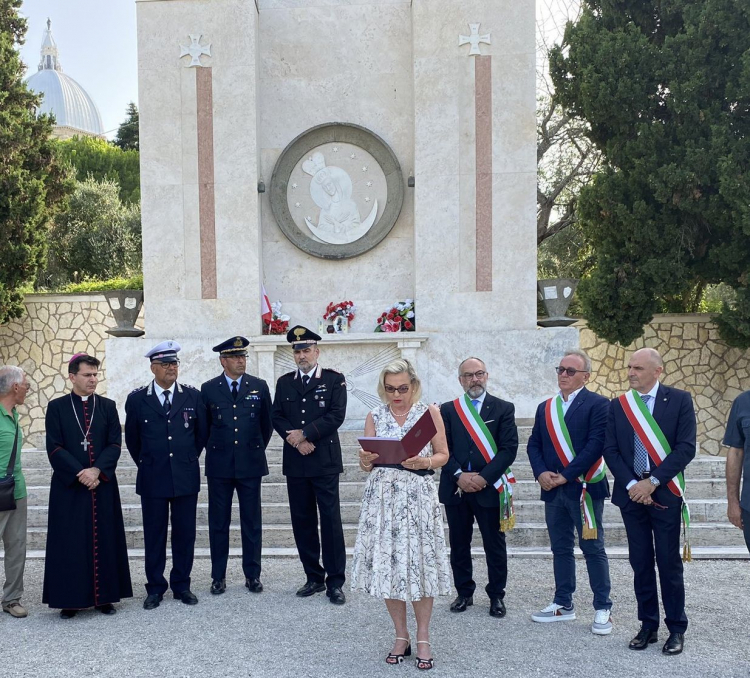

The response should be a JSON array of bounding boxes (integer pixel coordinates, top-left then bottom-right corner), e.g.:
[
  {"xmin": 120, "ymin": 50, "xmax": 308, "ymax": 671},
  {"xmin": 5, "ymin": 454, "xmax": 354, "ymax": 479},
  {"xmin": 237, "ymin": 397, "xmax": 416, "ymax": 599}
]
[
  {"xmin": 558, "ymin": 386, "xmax": 584, "ymax": 414},
  {"xmin": 153, "ymin": 380, "xmax": 175, "ymax": 408},
  {"xmin": 298, "ymin": 366, "xmax": 317, "ymax": 381}
]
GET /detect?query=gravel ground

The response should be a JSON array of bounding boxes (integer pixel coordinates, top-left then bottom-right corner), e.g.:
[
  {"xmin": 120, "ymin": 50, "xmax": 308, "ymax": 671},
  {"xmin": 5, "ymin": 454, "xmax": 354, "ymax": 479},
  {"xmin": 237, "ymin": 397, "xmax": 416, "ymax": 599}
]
[{"xmin": 2, "ymin": 557, "xmax": 749, "ymax": 678}]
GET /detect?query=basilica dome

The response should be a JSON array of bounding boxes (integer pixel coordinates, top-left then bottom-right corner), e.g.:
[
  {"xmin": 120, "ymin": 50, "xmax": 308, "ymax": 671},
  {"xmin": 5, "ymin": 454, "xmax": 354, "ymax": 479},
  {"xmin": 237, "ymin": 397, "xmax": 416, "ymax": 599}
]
[{"xmin": 26, "ymin": 19, "xmax": 104, "ymax": 139}]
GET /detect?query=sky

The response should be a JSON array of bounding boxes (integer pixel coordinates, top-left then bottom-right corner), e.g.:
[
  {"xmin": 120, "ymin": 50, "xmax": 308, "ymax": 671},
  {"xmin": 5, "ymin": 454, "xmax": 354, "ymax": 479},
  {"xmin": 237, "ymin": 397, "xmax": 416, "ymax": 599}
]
[
  {"xmin": 19, "ymin": 0, "xmax": 139, "ymax": 139},
  {"xmin": 16, "ymin": 1, "xmax": 573, "ymax": 140}
]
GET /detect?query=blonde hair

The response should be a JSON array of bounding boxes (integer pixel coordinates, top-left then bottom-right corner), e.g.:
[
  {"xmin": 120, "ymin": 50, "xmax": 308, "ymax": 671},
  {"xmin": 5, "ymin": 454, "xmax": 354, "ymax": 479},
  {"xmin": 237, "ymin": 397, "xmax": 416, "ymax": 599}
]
[{"xmin": 376, "ymin": 359, "xmax": 422, "ymax": 403}]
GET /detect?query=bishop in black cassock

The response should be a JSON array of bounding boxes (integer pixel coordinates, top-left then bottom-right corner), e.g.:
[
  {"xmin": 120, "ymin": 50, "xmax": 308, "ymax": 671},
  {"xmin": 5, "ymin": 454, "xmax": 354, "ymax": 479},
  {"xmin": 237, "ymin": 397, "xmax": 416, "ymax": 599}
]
[{"xmin": 43, "ymin": 354, "xmax": 132, "ymax": 615}]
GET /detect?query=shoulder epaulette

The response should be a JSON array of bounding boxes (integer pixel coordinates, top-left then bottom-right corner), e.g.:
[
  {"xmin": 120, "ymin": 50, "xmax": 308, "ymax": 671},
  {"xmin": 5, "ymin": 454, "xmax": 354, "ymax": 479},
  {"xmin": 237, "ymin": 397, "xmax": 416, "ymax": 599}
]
[
  {"xmin": 130, "ymin": 385, "xmax": 147, "ymax": 394},
  {"xmin": 322, "ymin": 367, "xmax": 341, "ymax": 374},
  {"xmin": 181, "ymin": 383, "xmax": 198, "ymax": 390}
]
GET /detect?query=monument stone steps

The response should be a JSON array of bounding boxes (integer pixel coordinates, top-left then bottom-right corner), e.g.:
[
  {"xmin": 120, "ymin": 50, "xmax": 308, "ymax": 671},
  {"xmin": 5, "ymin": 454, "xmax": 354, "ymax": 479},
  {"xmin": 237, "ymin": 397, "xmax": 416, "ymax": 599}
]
[
  {"xmin": 22, "ymin": 497, "xmax": 731, "ymax": 529},
  {"xmin": 19, "ymin": 520, "xmax": 743, "ymax": 551},
  {"xmin": 21, "ymin": 476, "xmax": 733, "ymax": 506}
]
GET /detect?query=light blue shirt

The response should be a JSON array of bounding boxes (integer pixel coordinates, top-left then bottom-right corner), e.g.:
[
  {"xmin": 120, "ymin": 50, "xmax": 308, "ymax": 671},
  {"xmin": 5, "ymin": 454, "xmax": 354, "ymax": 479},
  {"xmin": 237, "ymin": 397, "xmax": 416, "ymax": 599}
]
[
  {"xmin": 224, "ymin": 374, "xmax": 242, "ymax": 391},
  {"xmin": 152, "ymin": 381, "xmax": 175, "ymax": 407},
  {"xmin": 626, "ymin": 381, "xmax": 661, "ymax": 488},
  {"xmin": 558, "ymin": 386, "xmax": 584, "ymax": 414}
]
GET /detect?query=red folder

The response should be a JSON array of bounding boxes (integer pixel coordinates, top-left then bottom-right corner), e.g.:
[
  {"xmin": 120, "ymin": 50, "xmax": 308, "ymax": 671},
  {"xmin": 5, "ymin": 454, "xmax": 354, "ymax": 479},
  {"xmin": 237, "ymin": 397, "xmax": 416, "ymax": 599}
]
[{"xmin": 358, "ymin": 409, "xmax": 438, "ymax": 465}]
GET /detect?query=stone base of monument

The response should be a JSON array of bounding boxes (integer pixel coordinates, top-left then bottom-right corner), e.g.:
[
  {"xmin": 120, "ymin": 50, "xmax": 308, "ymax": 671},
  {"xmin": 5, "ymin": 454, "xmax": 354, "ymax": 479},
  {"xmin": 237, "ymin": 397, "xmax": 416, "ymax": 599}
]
[{"xmin": 105, "ymin": 326, "xmax": 579, "ymax": 424}]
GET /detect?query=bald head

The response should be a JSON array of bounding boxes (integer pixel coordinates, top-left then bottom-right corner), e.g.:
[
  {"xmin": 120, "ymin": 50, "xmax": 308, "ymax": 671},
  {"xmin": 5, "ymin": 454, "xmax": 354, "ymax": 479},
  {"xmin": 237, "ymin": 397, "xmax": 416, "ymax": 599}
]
[{"xmin": 627, "ymin": 348, "xmax": 663, "ymax": 393}]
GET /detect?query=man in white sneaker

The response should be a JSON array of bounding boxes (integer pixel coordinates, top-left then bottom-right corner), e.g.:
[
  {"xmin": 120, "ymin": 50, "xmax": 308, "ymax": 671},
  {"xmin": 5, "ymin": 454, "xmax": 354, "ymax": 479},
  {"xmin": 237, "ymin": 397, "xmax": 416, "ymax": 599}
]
[
  {"xmin": 0, "ymin": 366, "xmax": 30, "ymax": 619},
  {"xmin": 526, "ymin": 350, "xmax": 612, "ymax": 634}
]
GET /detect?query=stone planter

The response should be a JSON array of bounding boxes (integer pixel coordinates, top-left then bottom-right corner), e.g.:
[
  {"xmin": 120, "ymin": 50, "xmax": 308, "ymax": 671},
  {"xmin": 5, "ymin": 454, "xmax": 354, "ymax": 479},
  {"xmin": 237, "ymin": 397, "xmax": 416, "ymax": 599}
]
[
  {"xmin": 104, "ymin": 290, "xmax": 145, "ymax": 337},
  {"xmin": 537, "ymin": 278, "xmax": 578, "ymax": 327}
]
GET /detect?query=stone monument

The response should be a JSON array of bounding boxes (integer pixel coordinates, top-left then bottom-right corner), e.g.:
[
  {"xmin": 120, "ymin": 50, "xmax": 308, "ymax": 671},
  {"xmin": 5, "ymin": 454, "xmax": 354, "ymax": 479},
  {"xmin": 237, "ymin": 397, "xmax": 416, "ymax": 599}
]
[{"xmin": 107, "ymin": 0, "xmax": 577, "ymax": 426}]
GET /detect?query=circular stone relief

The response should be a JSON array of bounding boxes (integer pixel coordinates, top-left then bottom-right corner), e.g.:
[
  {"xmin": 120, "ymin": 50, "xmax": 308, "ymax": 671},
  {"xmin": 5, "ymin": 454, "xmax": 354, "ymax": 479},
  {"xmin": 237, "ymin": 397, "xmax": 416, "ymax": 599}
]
[{"xmin": 270, "ymin": 123, "xmax": 404, "ymax": 260}]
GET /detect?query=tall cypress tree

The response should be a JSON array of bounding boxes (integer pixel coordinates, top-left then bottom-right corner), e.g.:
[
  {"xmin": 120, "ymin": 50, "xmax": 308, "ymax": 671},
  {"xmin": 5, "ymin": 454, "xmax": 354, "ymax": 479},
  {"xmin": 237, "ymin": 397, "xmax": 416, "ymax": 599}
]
[
  {"xmin": 0, "ymin": 1, "xmax": 72, "ymax": 322},
  {"xmin": 551, "ymin": 0, "xmax": 750, "ymax": 347},
  {"xmin": 114, "ymin": 101, "xmax": 139, "ymax": 151}
]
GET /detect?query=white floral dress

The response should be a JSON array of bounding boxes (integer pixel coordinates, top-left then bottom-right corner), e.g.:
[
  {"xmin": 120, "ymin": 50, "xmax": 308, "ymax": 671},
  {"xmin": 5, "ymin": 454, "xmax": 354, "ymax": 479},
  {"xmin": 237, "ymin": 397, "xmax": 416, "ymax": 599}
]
[{"xmin": 350, "ymin": 402, "xmax": 451, "ymax": 601}]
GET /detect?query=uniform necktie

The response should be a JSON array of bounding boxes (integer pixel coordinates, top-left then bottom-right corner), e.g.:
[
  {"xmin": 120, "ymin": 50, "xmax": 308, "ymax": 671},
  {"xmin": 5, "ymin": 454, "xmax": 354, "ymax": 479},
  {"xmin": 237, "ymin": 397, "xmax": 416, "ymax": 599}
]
[
  {"xmin": 163, "ymin": 390, "xmax": 171, "ymax": 414},
  {"xmin": 231, "ymin": 380, "xmax": 239, "ymax": 400},
  {"xmin": 633, "ymin": 394, "xmax": 652, "ymax": 477},
  {"xmin": 303, "ymin": 374, "xmax": 310, "ymax": 387}
]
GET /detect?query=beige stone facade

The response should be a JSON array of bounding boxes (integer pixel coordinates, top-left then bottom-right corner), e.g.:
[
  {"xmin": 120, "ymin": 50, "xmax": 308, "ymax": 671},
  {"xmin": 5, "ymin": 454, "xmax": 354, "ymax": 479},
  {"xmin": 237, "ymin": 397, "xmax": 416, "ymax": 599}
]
[
  {"xmin": 580, "ymin": 314, "xmax": 750, "ymax": 456},
  {"xmin": 0, "ymin": 295, "xmax": 142, "ymax": 446}
]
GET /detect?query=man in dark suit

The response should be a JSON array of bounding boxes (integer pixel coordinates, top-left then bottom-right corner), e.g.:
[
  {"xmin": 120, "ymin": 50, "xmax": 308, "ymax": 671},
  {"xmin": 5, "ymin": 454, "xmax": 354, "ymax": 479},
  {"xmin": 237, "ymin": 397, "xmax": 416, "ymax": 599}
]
[
  {"xmin": 603, "ymin": 347, "xmax": 695, "ymax": 656},
  {"xmin": 201, "ymin": 336, "xmax": 273, "ymax": 595},
  {"xmin": 439, "ymin": 357, "xmax": 518, "ymax": 618},
  {"xmin": 125, "ymin": 341, "xmax": 208, "ymax": 610},
  {"xmin": 526, "ymin": 349, "xmax": 612, "ymax": 634},
  {"xmin": 272, "ymin": 326, "xmax": 347, "ymax": 605}
]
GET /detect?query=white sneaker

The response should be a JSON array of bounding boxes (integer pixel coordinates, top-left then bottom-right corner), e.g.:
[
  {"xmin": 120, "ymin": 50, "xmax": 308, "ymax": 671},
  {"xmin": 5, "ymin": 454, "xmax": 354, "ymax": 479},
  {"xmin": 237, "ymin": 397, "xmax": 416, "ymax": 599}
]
[
  {"xmin": 531, "ymin": 602, "xmax": 576, "ymax": 623},
  {"xmin": 592, "ymin": 608, "xmax": 613, "ymax": 635}
]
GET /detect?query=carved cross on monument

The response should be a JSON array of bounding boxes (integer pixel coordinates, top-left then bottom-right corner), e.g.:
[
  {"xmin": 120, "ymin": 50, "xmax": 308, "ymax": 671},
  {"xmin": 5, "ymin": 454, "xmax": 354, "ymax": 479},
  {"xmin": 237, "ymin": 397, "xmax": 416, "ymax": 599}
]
[
  {"xmin": 180, "ymin": 34, "xmax": 212, "ymax": 67},
  {"xmin": 459, "ymin": 23, "xmax": 491, "ymax": 56}
]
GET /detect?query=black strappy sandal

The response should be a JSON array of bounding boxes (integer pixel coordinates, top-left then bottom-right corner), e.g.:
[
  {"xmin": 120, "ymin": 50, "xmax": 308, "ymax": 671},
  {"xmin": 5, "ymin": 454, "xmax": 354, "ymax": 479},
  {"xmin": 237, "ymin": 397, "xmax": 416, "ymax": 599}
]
[
  {"xmin": 415, "ymin": 641, "xmax": 434, "ymax": 670},
  {"xmin": 385, "ymin": 637, "xmax": 412, "ymax": 665}
]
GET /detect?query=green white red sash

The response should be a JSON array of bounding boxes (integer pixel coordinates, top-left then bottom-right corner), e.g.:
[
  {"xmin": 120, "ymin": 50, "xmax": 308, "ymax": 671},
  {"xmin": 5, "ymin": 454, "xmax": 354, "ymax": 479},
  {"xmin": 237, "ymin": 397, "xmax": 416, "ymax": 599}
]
[
  {"xmin": 619, "ymin": 389, "xmax": 692, "ymax": 561},
  {"xmin": 453, "ymin": 395, "xmax": 516, "ymax": 532},
  {"xmin": 544, "ymin": 395, "xmax": 607, "ymax": 539}
]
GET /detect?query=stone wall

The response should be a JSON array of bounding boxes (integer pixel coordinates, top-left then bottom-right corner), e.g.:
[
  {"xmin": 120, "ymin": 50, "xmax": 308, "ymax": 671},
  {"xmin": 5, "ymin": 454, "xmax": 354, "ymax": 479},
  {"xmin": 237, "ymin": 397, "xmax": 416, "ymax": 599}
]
[
  {"xmin": 580, "ymin": 314, "xmax": 750, "ymax": 456},
  {"xmin": 0, "ymin": 294, "xmax": 142, "ymax": 447}
]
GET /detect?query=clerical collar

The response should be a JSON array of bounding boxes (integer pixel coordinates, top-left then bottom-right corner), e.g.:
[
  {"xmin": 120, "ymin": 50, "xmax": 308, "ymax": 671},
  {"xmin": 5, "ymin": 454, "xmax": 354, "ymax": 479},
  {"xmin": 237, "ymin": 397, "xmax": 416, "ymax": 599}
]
[{"xmin": 71, "ymin": 391, "xmax": 91, "ymax": 402}]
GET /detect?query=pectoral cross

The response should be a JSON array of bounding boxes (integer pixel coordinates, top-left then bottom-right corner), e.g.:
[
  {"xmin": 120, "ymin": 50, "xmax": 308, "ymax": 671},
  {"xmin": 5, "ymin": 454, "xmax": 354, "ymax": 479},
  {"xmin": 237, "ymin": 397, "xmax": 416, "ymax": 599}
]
[
  {"xmin": 81, "ymin": 439, "xmax": 89, "ymax": 452},
  {"xmin": 459, "ymin": 23, "xmax": 491, "ymax": 56}
]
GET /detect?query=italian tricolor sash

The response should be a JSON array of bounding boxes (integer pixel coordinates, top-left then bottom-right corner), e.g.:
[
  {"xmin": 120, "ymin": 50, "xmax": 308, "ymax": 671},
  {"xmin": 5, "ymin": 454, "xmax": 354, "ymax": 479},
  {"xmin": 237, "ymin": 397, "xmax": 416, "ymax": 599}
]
[
  {"xmin": 544, "ymin": 396, "xmax": 607, "ymax": 540},
  {"xmin": 619, "ymin": 389, "xmax": 692, "ymax": 562},
  {"xmin": 453, "ymin": 395, "xmax": 516, "ymax": 532}
]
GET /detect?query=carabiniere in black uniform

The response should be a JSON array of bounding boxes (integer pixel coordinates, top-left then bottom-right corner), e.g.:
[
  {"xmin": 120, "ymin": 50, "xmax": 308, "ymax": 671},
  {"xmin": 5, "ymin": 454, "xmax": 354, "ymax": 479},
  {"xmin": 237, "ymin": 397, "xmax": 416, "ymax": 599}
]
[
  {"xmin": 201, "ymin": 336, "xmax": 273, "ymax": 595},
  {"xmin": 124, "ymin": 341, "xmax": 208, "ymax": 610},
  {"xmin": 272, "ymin": 326, "xmax": 347, "ymax": 604}
]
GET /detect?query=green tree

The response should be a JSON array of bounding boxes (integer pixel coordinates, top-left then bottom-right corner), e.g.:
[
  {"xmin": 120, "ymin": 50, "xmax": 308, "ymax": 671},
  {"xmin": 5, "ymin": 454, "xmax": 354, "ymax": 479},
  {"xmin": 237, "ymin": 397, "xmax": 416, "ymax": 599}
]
[
  {"xmin": 55, "ymin": 135, "xmax": 140, "ymax": 204},
  {"xmin": 114, "ymin": 102, "xmax": 139, "ymax": 151},
  {"xmin": 550, "ymin": 0, "xmax": 750, "ymax": 347},
  {"xmin": 40, "ymin": 177, "xmax": 141, "ymax": 288},
  {"xmin": 0, "ymin": 0, "xmax": 72, "ymax": 323}
]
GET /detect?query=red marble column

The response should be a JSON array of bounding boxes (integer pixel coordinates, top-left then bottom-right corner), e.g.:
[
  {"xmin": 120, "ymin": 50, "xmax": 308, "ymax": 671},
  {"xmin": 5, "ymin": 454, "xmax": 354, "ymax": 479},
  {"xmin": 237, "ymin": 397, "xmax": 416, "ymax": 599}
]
[{"xmin": 196, "ymin": 67, "xmax": 217, "ymax": 299}]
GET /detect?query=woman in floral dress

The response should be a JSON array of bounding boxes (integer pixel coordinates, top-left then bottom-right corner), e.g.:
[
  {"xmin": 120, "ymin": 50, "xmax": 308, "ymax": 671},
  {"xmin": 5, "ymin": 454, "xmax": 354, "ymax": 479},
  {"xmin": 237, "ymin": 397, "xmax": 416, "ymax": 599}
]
[{"xmin": 351, "ymin": 359, "xmax": 450, "ymax": 670}]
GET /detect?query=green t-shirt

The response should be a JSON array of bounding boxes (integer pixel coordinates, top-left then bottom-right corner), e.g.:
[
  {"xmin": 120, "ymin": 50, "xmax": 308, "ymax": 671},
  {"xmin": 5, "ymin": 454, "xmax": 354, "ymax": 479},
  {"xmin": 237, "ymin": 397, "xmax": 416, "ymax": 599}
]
[{"xmin": 0, "ymin": 403, "xmax": 26, "ymax": 500}]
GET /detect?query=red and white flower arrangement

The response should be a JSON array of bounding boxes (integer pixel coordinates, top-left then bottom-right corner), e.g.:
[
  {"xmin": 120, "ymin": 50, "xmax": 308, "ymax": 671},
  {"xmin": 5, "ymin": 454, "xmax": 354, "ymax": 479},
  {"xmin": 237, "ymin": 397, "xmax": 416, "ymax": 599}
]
[
  {"xmin": 263, "ymin": 301, "xmax": 290, "ymax": 335},
  {"xmin": 375, "ymin": 300, "xmax": 415, "ymax": 332},
  {"xmin": 323, "ymin": 300, "xmax": 356, "ymax": 324}
]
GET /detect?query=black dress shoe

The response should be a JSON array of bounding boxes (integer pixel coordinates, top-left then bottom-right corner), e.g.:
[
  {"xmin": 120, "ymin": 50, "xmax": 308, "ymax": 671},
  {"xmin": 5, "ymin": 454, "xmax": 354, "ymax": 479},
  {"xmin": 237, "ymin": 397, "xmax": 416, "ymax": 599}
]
[
  {"xmin": 296, "ymin": 581, "xmax": 326, "ymax": 597},
  {"xmin": 59, "ymin": 609, "xmax": 77, "ymax": 619},
  {"xmin": 96, "ymin": 604, "xmax": 116, "ymax": 615},
  {"xmin": 326, "ymin": 587, "xmax": 346, "ymax": 605},
  {"xmin": 210, "ymin": 579, "xmax": 226, "ymax": 595},
  {"xmin": 450, "ymin": 595, "xmax": 474, "ymax": 613},
  {"xmin": 143, "ymin": 594, "xmax": 163, "ymax": 610},
  {"xmin": 245, "ymin": 578, "xmax": 263, "ymax": 593},
  {"xmin": 174, "ymin": 590, "xmax": 199, "ymax": 605},
  {"xmin": 489, "ymin": 597, "xmax": 506, "ymax": 618},
  {"xmin": 629, "ymin": 626, "xmax": 658, "ymax": 650},
  {"xmin": 662, "ymin": 632, "xmax": 684, "ymax": 655}
]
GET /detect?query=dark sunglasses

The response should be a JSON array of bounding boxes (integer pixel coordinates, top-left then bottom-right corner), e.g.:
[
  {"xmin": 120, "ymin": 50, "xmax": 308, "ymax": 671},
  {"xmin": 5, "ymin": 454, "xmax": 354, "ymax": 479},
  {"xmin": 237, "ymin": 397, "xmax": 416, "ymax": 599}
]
[{"xmin": 555, "ymin": 366, "xmax": 588, "ymax": 376}]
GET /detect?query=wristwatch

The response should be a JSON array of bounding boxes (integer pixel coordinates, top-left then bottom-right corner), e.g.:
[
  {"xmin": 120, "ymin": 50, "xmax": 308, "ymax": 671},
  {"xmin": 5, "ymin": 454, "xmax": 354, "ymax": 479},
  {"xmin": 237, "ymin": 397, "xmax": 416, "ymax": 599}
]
[{"xmin": 649, "ymin": 476, "xmax": 660, "ymax": 487}]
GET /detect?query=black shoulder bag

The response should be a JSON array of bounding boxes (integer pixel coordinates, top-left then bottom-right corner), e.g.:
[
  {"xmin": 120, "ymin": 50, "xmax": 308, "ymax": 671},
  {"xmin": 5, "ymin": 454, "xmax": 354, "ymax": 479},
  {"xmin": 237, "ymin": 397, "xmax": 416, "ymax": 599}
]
[{"xmin": 0, "ymin": 422, "xmax": 20, "ymax": 512}]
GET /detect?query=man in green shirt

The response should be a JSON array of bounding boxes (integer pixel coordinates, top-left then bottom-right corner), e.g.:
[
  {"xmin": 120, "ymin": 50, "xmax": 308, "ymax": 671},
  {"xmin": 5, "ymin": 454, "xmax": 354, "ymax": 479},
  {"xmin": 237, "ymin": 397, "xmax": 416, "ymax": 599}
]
[{"xmin": 0, "ymin": 365, "xmax": 29, "ymax": 618}]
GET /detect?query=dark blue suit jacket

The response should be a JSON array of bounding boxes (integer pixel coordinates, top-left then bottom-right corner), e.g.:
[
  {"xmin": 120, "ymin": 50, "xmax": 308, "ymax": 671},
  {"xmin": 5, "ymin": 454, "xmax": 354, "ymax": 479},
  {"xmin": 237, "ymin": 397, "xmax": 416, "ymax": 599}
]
[
  {"xmin": 201, "ymin": 373, "xmax": 273, "ymax": 479},
  {"xmin": 603, "ymin": 384, "xmax": 696, "ymax": 508},
  {"xmin": 125, "ymin": 381, "xmax": 207, "ymax": 498},
  {"xmin": 438, "ymin": 393, "xmax": 518, "ymax": 508},
  {"xmin": 526, "ymin": 387, "xmax": 610, "ymax": 501}
]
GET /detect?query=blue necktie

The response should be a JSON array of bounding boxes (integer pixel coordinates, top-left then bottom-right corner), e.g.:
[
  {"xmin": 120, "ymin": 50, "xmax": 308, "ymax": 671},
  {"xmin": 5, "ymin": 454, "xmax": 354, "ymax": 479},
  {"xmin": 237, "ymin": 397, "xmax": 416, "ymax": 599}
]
[
  {"xmin": 633, "ymin": 394, "xmax": 652, "ymax": 477},
  {"xmin": 468, "ymin": 400, "xmax": 480, "ymax": 471}
]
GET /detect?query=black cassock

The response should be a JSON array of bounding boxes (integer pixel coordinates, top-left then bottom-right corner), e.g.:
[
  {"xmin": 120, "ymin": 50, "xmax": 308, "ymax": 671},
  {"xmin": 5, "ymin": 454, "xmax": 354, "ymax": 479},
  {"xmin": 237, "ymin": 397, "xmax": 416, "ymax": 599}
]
[{"xmin": 43, "ymin": 392, "xmax": 133, "ymax": 609}]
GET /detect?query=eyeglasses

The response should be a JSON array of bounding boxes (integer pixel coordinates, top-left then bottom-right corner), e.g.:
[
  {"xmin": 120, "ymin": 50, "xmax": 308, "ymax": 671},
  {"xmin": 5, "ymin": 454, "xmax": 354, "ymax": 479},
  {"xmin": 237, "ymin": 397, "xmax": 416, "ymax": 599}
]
[
  {"xmin": 460, "ymin": 371, "xmax": 487, "ymax": 380},
  {"xmin": 384, "ymin": 385, "xmax": 411, "ymax": 394},
  {"xmin": 156, "ymin": 361, "xmax": 180, "ymax": 368},
  {"xmin": 555, "ymin": 367, "xmax": 588, "ymax": 376}
]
